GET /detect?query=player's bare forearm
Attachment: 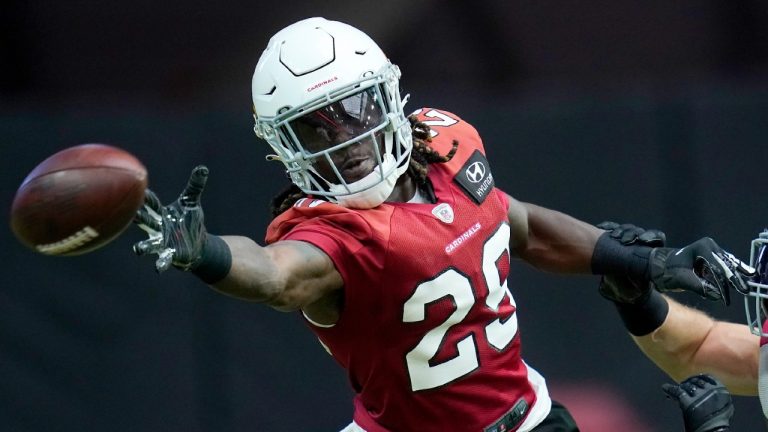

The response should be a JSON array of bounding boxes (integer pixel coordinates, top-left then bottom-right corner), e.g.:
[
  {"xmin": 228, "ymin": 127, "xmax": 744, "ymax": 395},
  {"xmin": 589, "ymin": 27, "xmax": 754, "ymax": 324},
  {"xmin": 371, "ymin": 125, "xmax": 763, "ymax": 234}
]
[
  {"xmin": 507, "ymin": 194, "xmax": 601, "ymax": 274},
  {"xmin": 632, "ymin": 295, "xmax": 759, "ymax": 395},
  {"xmin": 210, "ymin": 236, "xmax": 343, "ymax": 311}
]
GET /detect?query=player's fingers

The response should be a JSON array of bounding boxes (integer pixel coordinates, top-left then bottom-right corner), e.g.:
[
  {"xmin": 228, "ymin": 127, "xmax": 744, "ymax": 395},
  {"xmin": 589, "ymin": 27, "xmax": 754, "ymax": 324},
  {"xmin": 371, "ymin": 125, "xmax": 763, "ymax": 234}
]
[
  {"xmin": 134, "ymin": 207, "xmax": 161, "ymax": 231},
  {"xmin": 722, "ymin": 251, "xmax": 756, "ymax": 276},
  {"xmin": 133, "ymin": 237, "xmax": 162, "ymax": 256},
  {"xmin": 144, "ymin": 189, "xmax": 164, "ymax": 213},
  {"xmin": 693, "ymin": 374, "xmax": 717, "ymax": 387},
  {"xmin": 638, "ymin": 229, "xmax": 666, "ymax": 247},
  {"xmin": 727, "ymin": 274, "xmax": 749, "ymax": 297},
  {"xmin": 736, "ymin": 263, "xmax": 756, "ymax": 277},
  {"xmin": 661, "ymin": 383, "xmax": 684, "ymax": 401},
  {"xmin": 180, "ymin": 165, "xmax": 209, "ymax": 207},
  {"xmin": 663, "ymin": 269, "xmax": 721, "ymax": 301},
  {"xmin": 700, "ymin": 255, "xmax": 732, "ymax": 305},
  {"xmin": 155, "ymin": 249, "xmax": 174, "ymax": 272},
  {"xmin": 715, "ymin": 251, "xmax": 754, "ymax": 295},
  {"xmin": 691, "ymin": 263, "xmax": 722, "ymax": 297},
  {"xmin": 596, "ymin": 221, "xmax": 619, "ymax": 231},
  {"xmin": 135, "ymin": 221, "xmax": 161, "ymax": 237},
  {"xmin": 620, "ymin": 227, "xmax": 640, "ymax": 244},
  {"xmin": 709, "ymin": 252, "xmax": 734, "ymax": 280},
  {"xmin": 607, "ymin": 224, "xmax": 627, "ymax": 239}
]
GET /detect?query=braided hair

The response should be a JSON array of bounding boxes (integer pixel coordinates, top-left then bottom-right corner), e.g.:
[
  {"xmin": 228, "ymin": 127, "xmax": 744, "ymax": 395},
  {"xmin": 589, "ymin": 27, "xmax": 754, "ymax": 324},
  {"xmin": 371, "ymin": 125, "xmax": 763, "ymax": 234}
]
[{"xmin": 269, "ymin": 114, "xmax": 459, "ymax": 217}]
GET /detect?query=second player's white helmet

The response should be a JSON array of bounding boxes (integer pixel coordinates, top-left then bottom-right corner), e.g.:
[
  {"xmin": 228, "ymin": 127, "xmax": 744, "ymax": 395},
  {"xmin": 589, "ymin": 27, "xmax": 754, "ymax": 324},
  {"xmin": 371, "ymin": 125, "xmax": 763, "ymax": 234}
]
[{"xmin": 252, "ymin": 17, "xmax": 412, "ymax": 209}]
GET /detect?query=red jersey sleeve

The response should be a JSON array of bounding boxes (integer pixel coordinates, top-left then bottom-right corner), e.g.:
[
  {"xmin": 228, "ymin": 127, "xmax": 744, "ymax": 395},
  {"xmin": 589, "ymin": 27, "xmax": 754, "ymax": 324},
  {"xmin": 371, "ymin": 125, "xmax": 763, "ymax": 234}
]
[{"xmin": 265, "ymin": 198, "xmax": 392, "ymax": 286}]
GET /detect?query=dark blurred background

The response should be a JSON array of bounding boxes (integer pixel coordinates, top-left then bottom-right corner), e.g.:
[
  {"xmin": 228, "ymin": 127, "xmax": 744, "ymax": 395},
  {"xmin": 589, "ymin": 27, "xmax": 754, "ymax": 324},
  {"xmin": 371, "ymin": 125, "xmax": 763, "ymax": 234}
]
[{"xmin": 2, "ymin": 1, "xmax": 768, "ymax": 431}]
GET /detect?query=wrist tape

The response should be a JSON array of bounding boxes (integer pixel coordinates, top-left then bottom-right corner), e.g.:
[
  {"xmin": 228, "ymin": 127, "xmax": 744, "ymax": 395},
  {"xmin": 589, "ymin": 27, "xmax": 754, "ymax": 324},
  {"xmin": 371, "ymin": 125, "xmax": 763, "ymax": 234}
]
[
  {"xmin": 591, "ymin": 232, "xmax": 653, "ymax": 280},
  {"xmin": 191, "ymin": 234, "xmax": 232, "ymax": 284},
  {"xmin": 614, "ymin": 289, "xmax": 669, "ymax": 336}
]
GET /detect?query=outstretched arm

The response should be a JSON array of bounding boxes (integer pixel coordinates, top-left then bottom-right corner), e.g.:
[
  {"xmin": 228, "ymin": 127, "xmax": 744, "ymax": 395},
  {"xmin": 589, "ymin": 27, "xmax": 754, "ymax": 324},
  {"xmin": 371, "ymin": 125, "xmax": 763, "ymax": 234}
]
[
  {"xmin": 214, "ymin": 237, "xmax": 342, "ymax": 311},
  {"xmin": 506, "ymin": 193, "xmax": 602, "ymax": 273},
  {"xmin": 506, "ymin": 189, "xmax": 752, "ymax": 306},
  {"xmin": 133, "ymin": 166, "xmax": 343, "ymax": 312},
  {"xmin": 632, "ymin": 294, "xmax": 759, "ymax": 395}
]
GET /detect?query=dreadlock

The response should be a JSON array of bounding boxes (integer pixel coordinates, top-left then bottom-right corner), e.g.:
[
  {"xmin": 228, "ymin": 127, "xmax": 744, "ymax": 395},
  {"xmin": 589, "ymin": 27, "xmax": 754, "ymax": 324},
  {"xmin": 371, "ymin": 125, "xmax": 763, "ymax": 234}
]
[{"xmin": 269, "ymin": 114, "xmax": 459, "ymax": 218}]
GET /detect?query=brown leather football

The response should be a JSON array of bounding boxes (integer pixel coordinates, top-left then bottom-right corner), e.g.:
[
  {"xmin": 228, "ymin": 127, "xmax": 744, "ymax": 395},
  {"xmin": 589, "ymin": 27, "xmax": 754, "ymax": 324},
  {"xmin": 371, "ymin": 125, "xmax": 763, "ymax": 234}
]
[{"xmin": 10, "ymin": 144, "xmax": 148, "ymax": 256}]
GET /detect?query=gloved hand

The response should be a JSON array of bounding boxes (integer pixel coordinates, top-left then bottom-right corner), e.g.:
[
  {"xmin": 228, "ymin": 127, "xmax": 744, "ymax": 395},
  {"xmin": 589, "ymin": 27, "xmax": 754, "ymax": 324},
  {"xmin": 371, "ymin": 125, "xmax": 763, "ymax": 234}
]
[
  {"xmin": 650, "ymin": 237, "xmax": 755, "ymax": 305},
  {"xmin": 596, "ymin": 221, "xmax": 665, "ymax": 304},
  {"xmin": 662, "ymin": 374, "xmax": 733, "ymax": 432},
  {"xmin": 597, "ymin": 221, "xmax": 666, "ymax": 247},
  {"xmin": 133, "ymin": 165, "xmax": 210, "ymax": 273}
]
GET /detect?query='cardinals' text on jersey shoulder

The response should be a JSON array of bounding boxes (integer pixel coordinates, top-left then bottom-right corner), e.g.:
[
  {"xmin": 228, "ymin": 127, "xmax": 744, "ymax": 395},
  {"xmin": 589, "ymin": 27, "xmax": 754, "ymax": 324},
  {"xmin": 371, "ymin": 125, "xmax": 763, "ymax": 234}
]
[{"xmin": 266, "ymin": 108, "xmax": 550, "ymax": 432}]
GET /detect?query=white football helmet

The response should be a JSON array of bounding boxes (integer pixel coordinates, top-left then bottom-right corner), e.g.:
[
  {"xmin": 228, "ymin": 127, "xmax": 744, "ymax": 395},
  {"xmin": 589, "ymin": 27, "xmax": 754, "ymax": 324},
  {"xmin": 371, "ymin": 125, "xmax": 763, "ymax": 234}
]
[
  {"xmin": 745, "ymin": 230, "xmax": 768, "ymax": 337},
  {"xmin": 252, "ymin": 17, "xmax": 412, "ymax": 209}
]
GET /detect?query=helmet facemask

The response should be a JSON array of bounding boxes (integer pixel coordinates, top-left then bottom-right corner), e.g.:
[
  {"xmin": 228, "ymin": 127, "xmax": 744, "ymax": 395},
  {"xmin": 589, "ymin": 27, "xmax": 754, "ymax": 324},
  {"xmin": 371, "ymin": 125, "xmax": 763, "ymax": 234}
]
[
  {"xmin": 256, "ymin": 64, "xmax": 412, "ymax": 209},
  {"xmin": 746, "ymin": 231, "xmax": 768, "ymax": 337}
]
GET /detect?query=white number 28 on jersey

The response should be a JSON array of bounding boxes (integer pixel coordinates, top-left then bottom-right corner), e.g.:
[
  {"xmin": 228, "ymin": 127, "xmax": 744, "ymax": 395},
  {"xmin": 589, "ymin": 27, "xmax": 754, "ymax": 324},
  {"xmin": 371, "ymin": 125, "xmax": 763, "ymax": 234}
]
[{"xmin": 402, "ymin": 223, "xmax": 517, "ymax": 391}]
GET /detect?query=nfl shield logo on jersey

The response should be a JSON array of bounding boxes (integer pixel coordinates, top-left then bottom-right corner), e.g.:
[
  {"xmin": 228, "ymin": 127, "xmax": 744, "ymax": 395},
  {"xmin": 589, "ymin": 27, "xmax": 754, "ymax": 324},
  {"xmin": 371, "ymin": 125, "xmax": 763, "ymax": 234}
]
[{"xmin": 431, "ymin": 203, "xmax": 454, "ymax": 224}]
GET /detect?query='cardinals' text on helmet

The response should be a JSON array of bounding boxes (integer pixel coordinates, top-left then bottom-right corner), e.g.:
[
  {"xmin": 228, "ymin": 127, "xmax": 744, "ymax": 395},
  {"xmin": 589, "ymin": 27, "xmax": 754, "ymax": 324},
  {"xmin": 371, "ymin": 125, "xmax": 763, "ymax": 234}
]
[{"xmin": 252, "ymin": 17, "xmax": 412, "ymax": 209}]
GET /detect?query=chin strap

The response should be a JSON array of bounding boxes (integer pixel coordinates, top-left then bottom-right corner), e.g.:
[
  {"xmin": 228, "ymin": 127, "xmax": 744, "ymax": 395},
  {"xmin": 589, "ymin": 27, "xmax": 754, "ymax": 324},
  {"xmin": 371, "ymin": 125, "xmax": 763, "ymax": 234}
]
[{"xmin": 331, "ymin": 153, "xmax": 400, "ymax": 209}]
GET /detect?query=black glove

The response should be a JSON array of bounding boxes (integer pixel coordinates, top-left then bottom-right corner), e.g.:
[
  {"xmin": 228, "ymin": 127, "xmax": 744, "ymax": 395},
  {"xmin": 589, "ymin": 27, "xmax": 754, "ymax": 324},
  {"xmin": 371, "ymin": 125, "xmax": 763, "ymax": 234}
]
[
  {"xmin": 133, "ymin": 165, "xmax": 210, "ymax": 272},
  {"xmin": 662, "ymin": 374, "xmax": 733, "ymax": 432},
  {"xmin": 650, "ymin": 237, "xmax": 755, "ymax": 305},
  {"xmin": 596, "ymin": 221, "xmax": 666, "ymax": 247},
  {"xmin": 597, "ymin": 222, "xmax": 666, "ymax": 304}
]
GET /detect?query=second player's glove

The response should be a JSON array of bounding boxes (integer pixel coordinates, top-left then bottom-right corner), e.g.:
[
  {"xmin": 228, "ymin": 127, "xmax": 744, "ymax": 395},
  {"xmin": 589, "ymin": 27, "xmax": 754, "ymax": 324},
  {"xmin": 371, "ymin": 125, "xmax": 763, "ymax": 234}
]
[
  {"xmin": 593, "ymin": 221, "xmax": 754, "ymax": 305},
  {"xmin": 133, "ymin": 165, "xmax": 210, "ymax": 273},
  {"xmin": 649, "ymin": 237, "xmax": 754, "ymax": 305},
  {"xmin": 662, "ymin": 374, "xmax": 733, "ymax": 432}
]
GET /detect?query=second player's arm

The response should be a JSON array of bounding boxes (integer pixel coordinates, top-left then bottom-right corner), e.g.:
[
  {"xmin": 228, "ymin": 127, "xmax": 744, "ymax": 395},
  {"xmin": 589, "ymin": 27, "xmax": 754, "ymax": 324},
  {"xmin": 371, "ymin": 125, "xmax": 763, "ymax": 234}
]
[
  {"xmin": 632, "ymin": 295, "xmax": 759, "ymax": 395},
  {"xmin": 209, "ymin": 236, "xmax": 343, "ymax": 312}
]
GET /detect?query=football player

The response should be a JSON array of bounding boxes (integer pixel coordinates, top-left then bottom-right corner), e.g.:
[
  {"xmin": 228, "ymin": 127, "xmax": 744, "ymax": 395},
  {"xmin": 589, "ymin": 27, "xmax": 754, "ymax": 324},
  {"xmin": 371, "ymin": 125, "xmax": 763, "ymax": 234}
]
[
  {"xmin": 599, "ymin": 223, "xmax": 767, "ymax": 431},
  {"xmin": 133, "ymin": 18, "xmax": 752, "ymax": 432}
]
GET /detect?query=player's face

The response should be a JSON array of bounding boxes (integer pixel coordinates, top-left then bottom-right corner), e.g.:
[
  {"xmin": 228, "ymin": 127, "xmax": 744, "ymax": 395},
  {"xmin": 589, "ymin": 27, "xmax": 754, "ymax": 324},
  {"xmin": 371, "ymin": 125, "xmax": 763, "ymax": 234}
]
[{"xmin": 290, "ymin": 88, "xmax": 386, "ymax": 184}]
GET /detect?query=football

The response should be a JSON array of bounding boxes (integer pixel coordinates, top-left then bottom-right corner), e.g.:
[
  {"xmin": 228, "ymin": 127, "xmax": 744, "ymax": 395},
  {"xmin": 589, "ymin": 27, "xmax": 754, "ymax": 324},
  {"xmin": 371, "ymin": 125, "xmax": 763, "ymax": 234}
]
[{"xmin": 10, "ymin": 144, "xmax": 148, "ymax": 256}]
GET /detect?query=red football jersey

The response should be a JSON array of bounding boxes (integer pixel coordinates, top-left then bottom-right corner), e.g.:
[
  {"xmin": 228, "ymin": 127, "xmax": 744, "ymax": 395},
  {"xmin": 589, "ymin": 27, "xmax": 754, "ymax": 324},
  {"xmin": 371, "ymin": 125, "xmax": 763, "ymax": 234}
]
[{"xmin": 266, "ymin": 108, "xmax": 550, "ymax": 431}]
